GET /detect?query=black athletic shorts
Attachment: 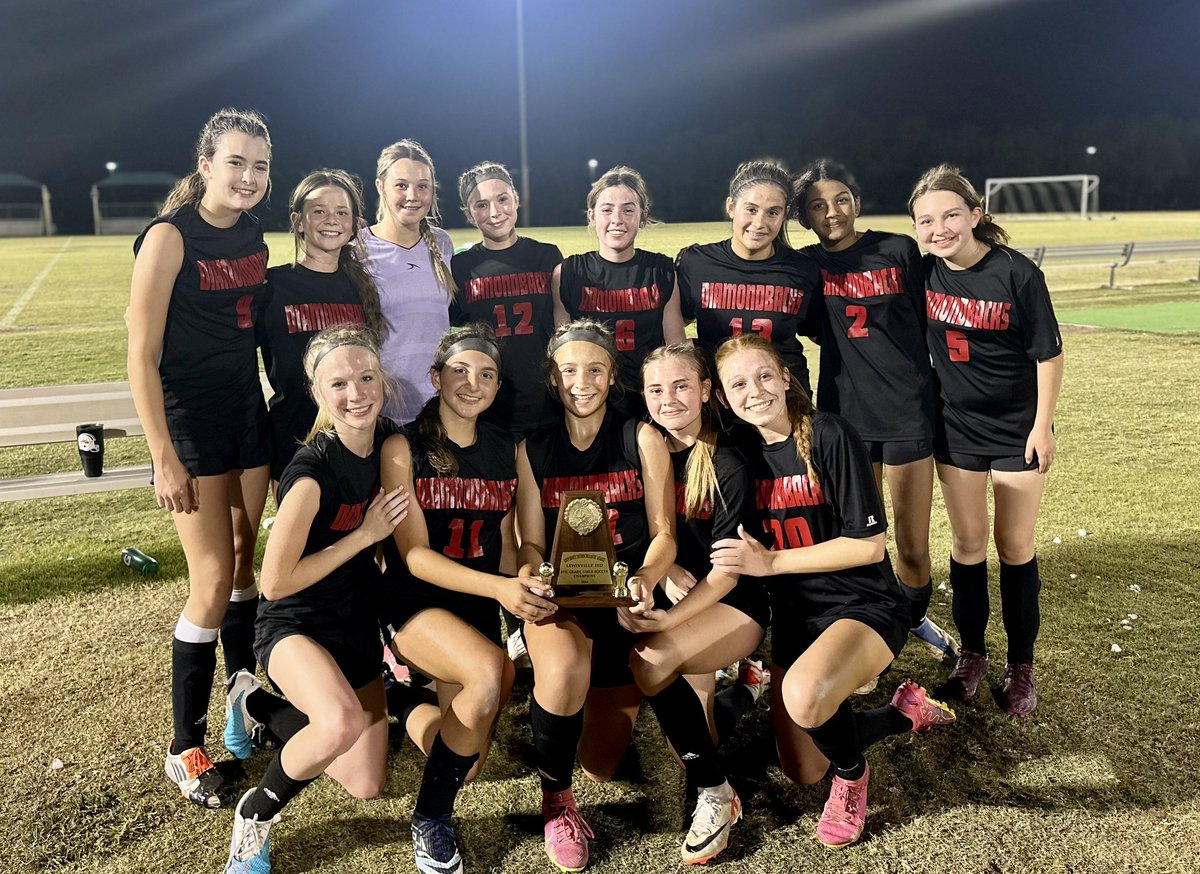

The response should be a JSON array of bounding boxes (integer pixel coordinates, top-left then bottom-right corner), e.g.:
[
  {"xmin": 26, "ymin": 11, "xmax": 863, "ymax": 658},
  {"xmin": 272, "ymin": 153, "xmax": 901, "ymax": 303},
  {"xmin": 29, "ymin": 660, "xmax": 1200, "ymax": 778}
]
[
  {"xmin": 383, "ymin": 587, "xmax": 503, "ymax": 647},
  {"xmin": 169, "ymin": 409, "xmax": 271, "ymax": 478},
  {"xmin": 652, "ymin": 579, "xmax": 771, "ymax": 631},
  {"xmin": 255, "ymin": 612, "xmax": 383, "ymax": 692},
  {"xmin": 770, "ymin": 603, "xmax": 908, "ymax": 673},
  {"xmin": 935, "ymin": 449, "xmax": 1039, "ymax": 473},
  {"xmin": 862, "ymin": 438, "xmax": 933, "ymax": 467}
]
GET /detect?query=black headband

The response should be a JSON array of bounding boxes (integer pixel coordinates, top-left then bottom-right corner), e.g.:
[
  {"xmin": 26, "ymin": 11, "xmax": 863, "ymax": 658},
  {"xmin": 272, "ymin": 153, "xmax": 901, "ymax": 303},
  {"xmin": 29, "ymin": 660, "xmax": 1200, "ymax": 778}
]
[{"xmin": 435, "ymin": 336, "xmax": 502, "ymax": 369}]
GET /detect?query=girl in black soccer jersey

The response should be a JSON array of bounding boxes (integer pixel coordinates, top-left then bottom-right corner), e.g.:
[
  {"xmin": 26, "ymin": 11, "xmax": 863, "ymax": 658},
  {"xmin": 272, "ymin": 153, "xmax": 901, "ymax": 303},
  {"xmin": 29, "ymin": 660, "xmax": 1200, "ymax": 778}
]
[
  {"xmin": 792, "ymin": 158, "xmax": 957, "ymax": 666},
  {"xmin": 220, "ymin": 326, "xmax": 409, "ymax": 874},
  {"xmin": 515, "ymin": 319, "xmax": 676, "ymax": 872},
  {"xmin": 619, "ymin": 343, "xmax": 770, "ymax": 865},
  {"xmin": 379, "ymin": 324, "xmax": 557, "ymax": 874},
  {"xmin": 451, "ymin": 161, "xmax": 562, "ymax": 437},
  {"xmin": 127, "ymin": 108, "xmax": 273, "ymax": 809},
  {"xmin": 908, "ymin": 165, "xmax": 1064, "ymax": 718},
  {"xmin": 552, "ymin": 166, "xmax": 686, "ymax": 416},
  {"xmin": 710, "ymin": 334, "xmax": 955, "ymax": 850},
  {"xmin": 259, "ymin": 169, "xmax": 387, "ymax": 483},
  {"xmin": 677, "ymin": 160, "xmax": 821, "ymax": 396}
]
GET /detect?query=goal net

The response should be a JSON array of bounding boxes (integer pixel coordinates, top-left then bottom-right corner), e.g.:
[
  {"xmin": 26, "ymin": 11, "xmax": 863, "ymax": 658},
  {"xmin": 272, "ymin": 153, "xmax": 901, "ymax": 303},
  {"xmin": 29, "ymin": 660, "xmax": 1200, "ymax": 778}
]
[{"xmin": 983, "ymin": 174, "xmax": 1099, "ymax": 220}]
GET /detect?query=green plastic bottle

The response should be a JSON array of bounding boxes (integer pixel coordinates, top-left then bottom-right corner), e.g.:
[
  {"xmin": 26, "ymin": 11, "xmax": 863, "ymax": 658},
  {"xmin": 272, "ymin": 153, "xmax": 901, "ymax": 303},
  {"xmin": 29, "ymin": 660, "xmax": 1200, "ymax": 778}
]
[{"xmin": 121, "ymin": 547, "xmax": 160, "ymax": 576}]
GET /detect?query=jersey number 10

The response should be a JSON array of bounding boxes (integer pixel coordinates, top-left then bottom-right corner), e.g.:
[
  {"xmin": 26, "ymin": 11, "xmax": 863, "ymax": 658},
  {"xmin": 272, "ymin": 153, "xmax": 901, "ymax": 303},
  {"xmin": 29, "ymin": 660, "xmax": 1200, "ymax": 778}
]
[{"xmin": 764, "ymin": 516, "xmax": 814, "ymax": 550}]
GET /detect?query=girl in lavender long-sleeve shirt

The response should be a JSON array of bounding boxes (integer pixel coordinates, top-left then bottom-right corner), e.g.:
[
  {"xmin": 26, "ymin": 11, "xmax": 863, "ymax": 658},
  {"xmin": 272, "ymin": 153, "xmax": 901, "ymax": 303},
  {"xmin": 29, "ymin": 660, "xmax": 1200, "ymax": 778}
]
[{"xmin": 360, "ymin": 139, "xmax": 456, "ymax": 424}]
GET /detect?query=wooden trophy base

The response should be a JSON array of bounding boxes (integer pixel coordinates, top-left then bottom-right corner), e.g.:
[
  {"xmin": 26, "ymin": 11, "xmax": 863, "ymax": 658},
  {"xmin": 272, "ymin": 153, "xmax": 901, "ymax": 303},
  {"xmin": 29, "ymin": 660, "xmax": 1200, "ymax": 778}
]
[{"xmin": 552, "ymin": 588, "xmax": 638, "ymax": 609}]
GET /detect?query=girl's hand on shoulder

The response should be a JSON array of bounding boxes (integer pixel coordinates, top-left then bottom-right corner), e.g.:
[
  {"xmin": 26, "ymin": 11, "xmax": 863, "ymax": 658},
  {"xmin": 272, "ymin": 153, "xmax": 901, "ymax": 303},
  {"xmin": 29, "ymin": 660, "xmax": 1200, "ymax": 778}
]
[
  {"xmin": 1026, "ymin": 425, "xmax": 1056, "ymax": 474},
  {"xmin": 663, "ymin": 564, "xmax": 697, "ymax": 604},
  {"xmin": 155, "ymin": 452, "xmax": 198, "ymax": 514},
  {"xmin": 710, "ymin": 524, "xmax": 776, "ymax": 577},
  {"xmin": 360, "ymin": 486, "xmax": 409, "ymax": 543},
  {"xmin": 617, "ymin": 603, "xmax": 675, "ymax": 634}
]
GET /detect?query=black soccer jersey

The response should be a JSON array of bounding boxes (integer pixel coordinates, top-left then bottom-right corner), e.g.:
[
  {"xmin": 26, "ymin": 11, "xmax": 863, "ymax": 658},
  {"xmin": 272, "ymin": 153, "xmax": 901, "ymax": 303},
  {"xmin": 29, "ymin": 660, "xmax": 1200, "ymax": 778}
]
[
  {"xmin": 677, "ymin": 240, "xmax": 820, "ymax": 395},
  {"xmin": 669, "ymin": 442, "xmax": 755, "ymax": 581},
  {"xmin": 258, "ymin": 418, "xmax": 400, "ymax": 627},
  {"xmin": 802, "ymin": 231, "xmax": 934, "ymax": 442},
  {"xmin": 381, "ymin": 422, "xmax": 517, "ymax": 615},
  {"xmin": 134, "ymin": 203, "xmax": 268, "ymax": 433},
  {"xmin": 259, "ymin": 263, "xmax": 366, "ymax": 476},
  {"xmin": 451, "ymin": 238, "xmax": 562, "ymax": 434},
  {"xmin": 558, "ymin": 250, "xmax": 675, "ymax": 395},
  {"xmin": 923, "ymin": 246, "xmax": 1062, "ymax": 456},
  {"xmin": 524, "ymin": 408, "xmax": 649, "ymax": 570},
  {"xmin": 742, "ymin": 413, "xmax": 905, "ymax": 620}
]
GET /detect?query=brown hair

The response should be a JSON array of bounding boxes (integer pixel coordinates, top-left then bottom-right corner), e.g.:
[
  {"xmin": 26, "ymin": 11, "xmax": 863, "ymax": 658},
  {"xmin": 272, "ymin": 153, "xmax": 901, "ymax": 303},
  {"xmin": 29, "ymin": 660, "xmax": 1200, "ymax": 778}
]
[
  {"xmin": 727, "ymin": 159, "xmax": 793, "ymax": 249},
  {"xmin": 907, "ymin": 163, "xmax": 1010, "ymax": 247},
  {"xmin": 302, "ymin": 325, "xmax": 388, "ymax": 443},
  {"xmin": 641, "ymin": 343, "xmax": 723, "ymax": 519},
  {"xmin": 545, "ymin": 317, "xmax": 621, "ymax": 401},
  {"xmin": 374, "ymin": 139, "xmax": 459, "ymax": 299},
  {"xmin": 586, "ymin": 166, "xmax": 656, "ymax": 227},
  {"xmin": 791, "ymin": 158, "xmax": 861, "ymax": 228},
  {"xmin": 162, "ymin": 108, "xmax": 271, "ymax": 214},
  {"xmin": 411, "ymin": 323, "xmax": 502, "ymax": 478},
  {"xmin": 457, "ymin": 160, "xmax": 516, "ymax": 211},
  {"xmin": 288, "ymin": 169, "xmax": 387, "ymax": 340},
  {"xmin": 714, "ymin": 334, "xmax": 820, "ymax": 490}
]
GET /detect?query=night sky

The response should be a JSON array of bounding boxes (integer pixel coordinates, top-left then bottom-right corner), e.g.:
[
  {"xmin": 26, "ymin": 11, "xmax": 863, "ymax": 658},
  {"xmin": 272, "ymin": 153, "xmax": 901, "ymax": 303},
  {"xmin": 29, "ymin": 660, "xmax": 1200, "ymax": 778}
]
[{"xmin": 3, "ymin": 0, "xmax": 1198, "ymax": 233}]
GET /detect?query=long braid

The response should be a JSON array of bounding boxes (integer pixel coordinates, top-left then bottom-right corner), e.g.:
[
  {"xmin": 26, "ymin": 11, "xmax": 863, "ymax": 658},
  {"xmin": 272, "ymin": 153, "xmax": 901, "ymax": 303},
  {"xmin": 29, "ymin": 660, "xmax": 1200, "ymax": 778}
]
[
  {"xmin": 420, "ymin": 216, "xmax": 459, "ymax": 301},
  {"xmin": 343, "ymin": 241, "xmax": 388, "ymax": 340}
]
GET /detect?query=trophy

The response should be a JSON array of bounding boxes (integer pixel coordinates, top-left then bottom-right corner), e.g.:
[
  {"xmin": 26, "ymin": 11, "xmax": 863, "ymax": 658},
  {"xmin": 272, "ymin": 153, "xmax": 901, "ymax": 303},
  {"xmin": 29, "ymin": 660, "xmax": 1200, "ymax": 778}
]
[{"xmin": 538, "ymin": 490, "xmax": 635, "ymax": 607}]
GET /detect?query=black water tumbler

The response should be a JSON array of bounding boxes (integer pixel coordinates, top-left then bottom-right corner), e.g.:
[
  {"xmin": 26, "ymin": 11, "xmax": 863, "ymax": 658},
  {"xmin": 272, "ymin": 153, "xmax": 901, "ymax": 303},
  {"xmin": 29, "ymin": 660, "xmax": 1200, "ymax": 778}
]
[{"xmin": 76, "ymin": 423, "xmax": 104, "ymax": 477}]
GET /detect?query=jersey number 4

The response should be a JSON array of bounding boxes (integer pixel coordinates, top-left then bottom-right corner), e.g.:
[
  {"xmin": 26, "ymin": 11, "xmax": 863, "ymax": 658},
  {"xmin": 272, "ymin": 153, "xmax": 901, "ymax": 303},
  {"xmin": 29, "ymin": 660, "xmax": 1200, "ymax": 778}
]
[
  {"xmin": 729, "ymin": 316, "xmax": 773, "ymax": 341},
  {"xmin": 493, "ymin": 302, "xmax": 534, "ymax": 337},
  {"xmin": 444, "ymin": 518, "xmax": 484, "ymax": 559},
  {"xmin": 764, "ymin": 517, "xmax": 814, "ymax": 550},
  {"xmin": 945, "ymin": 330, "xmax": 970, "ymax": 362}
]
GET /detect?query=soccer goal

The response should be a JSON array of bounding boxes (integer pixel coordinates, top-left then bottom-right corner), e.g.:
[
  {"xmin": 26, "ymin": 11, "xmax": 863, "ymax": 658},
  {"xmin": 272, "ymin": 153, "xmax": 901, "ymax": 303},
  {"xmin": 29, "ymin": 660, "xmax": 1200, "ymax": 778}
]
[{"xmin": 984, "ymin": 174, "xmax": 1100, "ymax": 220}]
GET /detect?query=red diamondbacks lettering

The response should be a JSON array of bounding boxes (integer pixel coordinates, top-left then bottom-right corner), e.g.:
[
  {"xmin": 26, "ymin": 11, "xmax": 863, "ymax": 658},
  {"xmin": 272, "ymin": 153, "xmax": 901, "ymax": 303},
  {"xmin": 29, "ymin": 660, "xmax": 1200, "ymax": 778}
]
[
  {"xmin": 416, "ymin": 477, "xmax": 517, "ymax": 511},
  {"xmin": 467, "ymin": 271, "xmax": 551, "ymax": 302},
  {"xmin": 925, "ymin": 290, "xmax": 1011, "ymax": 331},
  {"xmin": 820, "ymin": 267, "xmax": 904, "ymax": 299},
  {"xmin": 700, "ymin": 281, "xmax": 804, "ymax": 314},
  {"xmin": 197, "ymin": 250, "xmax": 268, "ymax": 292},
  {"xmin": 579, "ymin": 285, "xmax": 661, "ymax": 313}
]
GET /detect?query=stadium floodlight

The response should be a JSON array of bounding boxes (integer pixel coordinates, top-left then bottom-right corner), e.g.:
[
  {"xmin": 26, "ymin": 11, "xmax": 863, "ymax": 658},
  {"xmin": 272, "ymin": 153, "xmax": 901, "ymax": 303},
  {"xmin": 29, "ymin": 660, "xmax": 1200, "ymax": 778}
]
[
  {"xmin": 984, "ymin": 174, "xmax": 1100, "ymax": 221},
  {"xmin": 588, "ymin": 158, "xmax": 599, "ymax": 183},
  {"xmin": 1086, "ymin": 146, "xmax": 1098, "ymax": 156},
  {"xmin": 105, "ymin": 161, "xmax": 118, "ymax": 174}
]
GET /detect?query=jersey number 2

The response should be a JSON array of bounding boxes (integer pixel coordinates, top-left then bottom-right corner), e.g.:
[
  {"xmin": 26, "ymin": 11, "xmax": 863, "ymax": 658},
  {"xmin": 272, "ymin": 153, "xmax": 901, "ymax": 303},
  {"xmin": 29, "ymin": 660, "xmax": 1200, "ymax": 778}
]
[
  {"xmin": 444, "ymin": 518, "xmax": 484, "ymax": 559},
  {"xmin": 945, "ymin": 330, "xmax": 970, "ymax": 362},
  {"xmin": 493, "ymin": 302, "xmax": 534, "ymax": 337},
  {"xmin": 846, "ymin": 304, "xmax": 869, "ymax": 339}
]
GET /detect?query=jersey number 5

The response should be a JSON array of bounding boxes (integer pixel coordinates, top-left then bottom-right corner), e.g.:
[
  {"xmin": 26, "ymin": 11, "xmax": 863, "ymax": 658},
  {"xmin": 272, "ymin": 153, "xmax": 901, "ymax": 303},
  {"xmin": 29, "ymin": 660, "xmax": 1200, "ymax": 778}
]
[
  {"xmin": 444, "ymin": 518, "xmax": 484, "ymax": 559},
  {"xmin": 945, "ymin": 330, "xmax": 970, "ymax": 362},
  {"xmin": 764, "ymin": 517, "xmax": 814, "ymax": 550},
  {"xmin": 493, "ymin": 302, "xmax": 534, "ymax": 337}
]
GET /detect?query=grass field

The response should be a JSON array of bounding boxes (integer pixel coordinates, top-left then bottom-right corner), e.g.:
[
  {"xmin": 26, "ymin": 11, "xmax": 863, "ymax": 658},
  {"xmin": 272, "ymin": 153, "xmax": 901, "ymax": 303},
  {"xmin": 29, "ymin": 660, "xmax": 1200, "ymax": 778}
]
[{"xmin": 3, "ymin": 215, "xmax": 1200, "ymax": 872}]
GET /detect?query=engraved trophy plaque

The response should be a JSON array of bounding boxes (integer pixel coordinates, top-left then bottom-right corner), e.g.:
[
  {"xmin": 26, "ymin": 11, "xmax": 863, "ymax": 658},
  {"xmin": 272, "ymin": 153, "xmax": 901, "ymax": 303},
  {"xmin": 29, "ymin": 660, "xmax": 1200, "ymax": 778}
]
[{"xmin": 539, "ymin": 490, "xmax": 635, "ymax": 607}]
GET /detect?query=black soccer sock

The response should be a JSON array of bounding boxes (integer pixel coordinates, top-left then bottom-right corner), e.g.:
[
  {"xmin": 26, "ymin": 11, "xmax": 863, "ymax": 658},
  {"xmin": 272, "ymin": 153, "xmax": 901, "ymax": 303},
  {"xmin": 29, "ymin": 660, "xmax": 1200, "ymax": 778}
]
[
  {"xmin": 714, "ymin": 684, "xmax": 754, "ymax": 744},
  {"xmin": 530, "ymin": 695, "xmax": 584, "ymax": 793},
  {"xmin": 901, "ymin": 578, "xmax": 935, "ymax": 629},
  {"xmin": 950, "ymin": 556, "xmax": 990, "ymax": 654},
  {"xmin": 803, "ymin": 700, "xmax": 866, "ymax": 781},
  {"xmin": 857, "ymin": 702, "xmax": 916, "ymax": 748},
  {"xmin": 245, "ymin": 688, "xmax": 309, "ymax": 745},
  {"xmin": 385, "ymin": 679, "xmax": 438, "ymax": 735},
  {"xmin": 1000, "ymin": 556, "xmax": 1042, "ymax": 665},
  {"xmin": 220, "ymin": 597, "xmax": 258, "ymax": 678},
  {"xmin": 645, "ymin": 677, "xmax": 724, "ymax": 789},
  {"xmin": 241, "ymin": 753, "xmax": 316, "ymax": 820},
  {"xmin": 171, "ymin": 637, "xmax": 218, "ymax": 752},
  {"xmin": 415, "ymin": 732, "xmax": 480, "ymax": 819}
]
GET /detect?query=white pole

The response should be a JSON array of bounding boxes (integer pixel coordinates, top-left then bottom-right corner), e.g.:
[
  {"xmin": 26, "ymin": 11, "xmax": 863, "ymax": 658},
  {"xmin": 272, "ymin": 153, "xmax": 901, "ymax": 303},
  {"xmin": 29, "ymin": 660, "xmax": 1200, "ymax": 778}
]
[{"xmin": 516, "ymin": 0, "xmax": 530, "ymax": 227}]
